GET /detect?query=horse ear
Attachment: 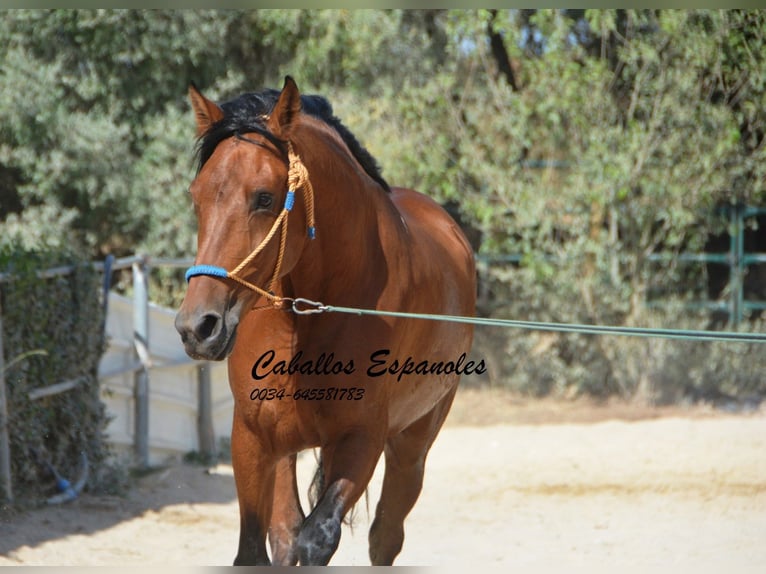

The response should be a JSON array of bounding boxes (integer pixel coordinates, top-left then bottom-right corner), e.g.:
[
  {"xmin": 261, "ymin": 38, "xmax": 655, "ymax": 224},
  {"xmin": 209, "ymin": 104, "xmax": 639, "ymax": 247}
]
[
  {"xmin": 268, "ymin": 76, "xmax": 302, "ymax": 139},
  {"xmin": 188, "ymin": 83, "xmax": 223, "ymax": 137}
]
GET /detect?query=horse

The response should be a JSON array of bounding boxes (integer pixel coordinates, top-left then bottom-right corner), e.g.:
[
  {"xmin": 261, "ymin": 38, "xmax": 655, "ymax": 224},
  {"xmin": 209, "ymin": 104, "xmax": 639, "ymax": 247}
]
[{"xmin": 174, "ymin": 76, "xmax": 476, "ymax": 565}]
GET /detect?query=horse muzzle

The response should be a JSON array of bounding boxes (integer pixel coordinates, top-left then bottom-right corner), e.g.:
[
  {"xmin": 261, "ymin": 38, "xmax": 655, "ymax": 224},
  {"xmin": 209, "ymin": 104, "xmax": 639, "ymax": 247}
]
[{"xmin": 175, "ymin": 305, "xmax": 240, "ymax": 361}]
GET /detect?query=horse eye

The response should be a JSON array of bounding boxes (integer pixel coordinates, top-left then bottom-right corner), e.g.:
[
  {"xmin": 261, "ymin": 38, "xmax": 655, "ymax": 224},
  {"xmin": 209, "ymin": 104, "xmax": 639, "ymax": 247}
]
[{"xmin": 254, "ymin": 192, "xmax": 274, "ymax": 211}]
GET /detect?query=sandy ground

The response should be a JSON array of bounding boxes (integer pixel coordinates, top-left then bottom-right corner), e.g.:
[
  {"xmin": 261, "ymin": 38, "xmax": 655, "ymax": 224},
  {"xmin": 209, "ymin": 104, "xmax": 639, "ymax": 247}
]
[{"xmin": 1, "ymin": 389, "xmax": 765, "ymax": 569}]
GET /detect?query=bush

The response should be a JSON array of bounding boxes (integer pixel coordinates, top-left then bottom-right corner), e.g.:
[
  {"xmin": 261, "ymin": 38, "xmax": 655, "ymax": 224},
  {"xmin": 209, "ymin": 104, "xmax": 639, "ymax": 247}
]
[
  {"xmin": 471, "ymin": 263, "xmax": 766, "ymax": 406},
  {"xmin": 0, "ymin": 242, "xmax": 111, "ymax": 505}
]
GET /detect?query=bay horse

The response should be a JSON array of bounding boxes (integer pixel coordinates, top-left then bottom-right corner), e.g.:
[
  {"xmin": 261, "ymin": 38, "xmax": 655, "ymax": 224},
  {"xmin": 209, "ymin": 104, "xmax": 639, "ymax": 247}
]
[{"xmin": 174, "ymin": 76, "xmax": 476, "ymax": 565}]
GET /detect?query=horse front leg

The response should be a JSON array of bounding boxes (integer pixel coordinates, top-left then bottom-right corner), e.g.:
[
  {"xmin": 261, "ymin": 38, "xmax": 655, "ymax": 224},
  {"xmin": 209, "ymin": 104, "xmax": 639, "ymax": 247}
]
[
  {"xmin": 268, "ymin": 453, "xmax": 304, "ymax": 566},
  {"xmin": 230, "ymin": 411, "xmax": 276, "ymax": 565},
  {"xmin": 369, "ymin": 386, "xmax": 457, "ymax": 565},
  {"xmin": 297, "ymin": 432, "xmax": 384, "ymax": 565}
]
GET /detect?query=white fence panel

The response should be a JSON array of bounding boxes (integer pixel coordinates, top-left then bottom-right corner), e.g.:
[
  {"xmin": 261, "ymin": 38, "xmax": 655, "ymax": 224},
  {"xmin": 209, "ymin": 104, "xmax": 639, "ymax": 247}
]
[{"xmin": 99, "ymin": 293, "xmax": 232, "ymax": 466}]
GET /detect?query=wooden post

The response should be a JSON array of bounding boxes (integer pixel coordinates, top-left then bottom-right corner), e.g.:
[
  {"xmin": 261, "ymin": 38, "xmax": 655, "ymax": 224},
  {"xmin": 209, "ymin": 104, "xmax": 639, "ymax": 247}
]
[
  {"xmin": 0, "ymin": 300, "xmax": 13, "ymax": 503},
  {"xmin": 197, "ymin": 363, "xmax": 217, "ymax": 463},
  {"xmin": 133, "ymin": 257, "xmax": 150, "ymax": 468}
]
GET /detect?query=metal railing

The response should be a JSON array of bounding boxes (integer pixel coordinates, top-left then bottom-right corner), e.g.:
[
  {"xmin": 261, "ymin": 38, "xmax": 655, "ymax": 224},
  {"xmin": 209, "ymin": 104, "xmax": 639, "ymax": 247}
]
[{"xmin": 477, "ymin": 205, "xmax": 766, "ymax": 326}]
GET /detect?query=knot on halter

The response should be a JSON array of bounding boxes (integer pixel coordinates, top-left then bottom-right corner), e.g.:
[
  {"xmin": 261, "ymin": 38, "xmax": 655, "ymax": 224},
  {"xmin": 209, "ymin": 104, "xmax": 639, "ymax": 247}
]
[
  {"xmin": 287, "ymin": 143, "xmax": 316, "ymax": 238},
  {"xmin": 185, "ymin": 142, "xmax": 316, "ymax": 307}
]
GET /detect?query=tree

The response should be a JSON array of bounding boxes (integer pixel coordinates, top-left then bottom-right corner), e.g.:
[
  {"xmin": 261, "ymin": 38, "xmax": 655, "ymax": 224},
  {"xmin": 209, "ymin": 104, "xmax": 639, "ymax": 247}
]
[
  {"xmin": 346, "ymin": 9, "xmax": 766, "ymax": 399},
  {"xmin": 2, "ymin": 10, "xmax": 765, "ymax": 399},
  {"xmin": 0, "ymin": 10, "xmax": 440, "ymax": 261},
  {"xmin": 0, "ymin": 11, "xmax": 234, "ymax": 254},
  {"xmin": 364, "ymin": 10, "xmax": 761, "ymax": 318}
]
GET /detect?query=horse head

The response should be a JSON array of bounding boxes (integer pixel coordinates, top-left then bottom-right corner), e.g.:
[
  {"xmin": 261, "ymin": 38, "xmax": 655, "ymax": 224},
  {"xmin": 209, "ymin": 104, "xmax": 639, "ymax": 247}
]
[{"xmin": 175, "ymin": 77, "xmax": 313, "ymax": 360}]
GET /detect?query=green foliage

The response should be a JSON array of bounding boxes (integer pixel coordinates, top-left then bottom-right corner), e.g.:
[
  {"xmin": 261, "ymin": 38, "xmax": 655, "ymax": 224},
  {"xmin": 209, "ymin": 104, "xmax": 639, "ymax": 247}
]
[
  {"xmin": 473, "ymin": 276, "xmax": 766, "ymax": 404},
  {"xmin": 2, "ymin": 9, "xmax": 766, "ymax": 401},
  {"xmin": 0, "ymin": 241, "xmax": 110, "ymax": 504}
]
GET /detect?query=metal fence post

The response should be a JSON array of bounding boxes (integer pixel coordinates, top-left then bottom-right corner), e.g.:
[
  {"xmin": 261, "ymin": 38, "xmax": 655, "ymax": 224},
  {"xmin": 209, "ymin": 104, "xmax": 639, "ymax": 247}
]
[
  {"xmin": 197, "ymin": 363, "xmax": 217, "ymax": 462},
  {"xmin": 0, "ymin": 300, "xmax": 13, "ymax": 503},
  {"xmin": 729, "ymin": 205, "xmax": 745, "ymax": 326},
  {"xmin": 133, "ymin": 256, "xmax": 150, "ymax": 468}
]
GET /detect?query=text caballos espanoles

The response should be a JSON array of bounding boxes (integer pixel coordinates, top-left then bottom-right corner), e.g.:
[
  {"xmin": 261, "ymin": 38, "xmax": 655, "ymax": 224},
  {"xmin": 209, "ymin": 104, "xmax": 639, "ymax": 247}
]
[{"xmin": 251, "ymin": 349, "xmax": 486, "ymax": 383}]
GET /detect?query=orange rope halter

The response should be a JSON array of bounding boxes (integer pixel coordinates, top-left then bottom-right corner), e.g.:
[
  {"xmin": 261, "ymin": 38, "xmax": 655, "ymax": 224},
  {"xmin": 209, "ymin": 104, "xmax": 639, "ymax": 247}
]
[{"xmin": 185, "ymin": 142, "xmax": 316, "ymax": 308}]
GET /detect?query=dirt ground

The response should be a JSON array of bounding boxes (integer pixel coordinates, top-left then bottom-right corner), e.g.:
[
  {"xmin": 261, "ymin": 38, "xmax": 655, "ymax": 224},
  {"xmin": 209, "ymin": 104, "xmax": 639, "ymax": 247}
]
[{"xmin": 1, "ymin": 388, "xmax": 765, "ymax": 569}]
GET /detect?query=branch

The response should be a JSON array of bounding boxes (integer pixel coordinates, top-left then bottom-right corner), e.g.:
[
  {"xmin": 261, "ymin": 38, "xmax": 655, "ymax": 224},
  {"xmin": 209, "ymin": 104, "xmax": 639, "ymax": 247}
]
[{"xmin": 486, "ymin": 10, "xmax": 518, "ymax": 92}]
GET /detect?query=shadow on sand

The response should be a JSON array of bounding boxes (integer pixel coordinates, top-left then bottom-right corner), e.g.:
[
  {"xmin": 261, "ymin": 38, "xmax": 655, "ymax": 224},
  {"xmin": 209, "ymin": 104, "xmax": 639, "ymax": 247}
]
[{"xmin": 0, "ymin": 461, "xmax": 237, "ymax": 560}]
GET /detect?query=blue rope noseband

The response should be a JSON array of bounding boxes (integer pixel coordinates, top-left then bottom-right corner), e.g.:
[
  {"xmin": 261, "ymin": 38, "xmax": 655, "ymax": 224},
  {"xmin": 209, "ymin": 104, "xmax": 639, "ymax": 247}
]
[{"xmin": 185, "ymin": 264, "xmax": 228, "ymax": 283}]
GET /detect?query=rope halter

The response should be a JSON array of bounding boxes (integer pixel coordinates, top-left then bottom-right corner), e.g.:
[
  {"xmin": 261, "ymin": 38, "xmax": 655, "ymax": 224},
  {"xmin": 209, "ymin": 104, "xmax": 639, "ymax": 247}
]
[{"xmin": 184, "ymin": 142, "xmax": 316, "ymax": 308}]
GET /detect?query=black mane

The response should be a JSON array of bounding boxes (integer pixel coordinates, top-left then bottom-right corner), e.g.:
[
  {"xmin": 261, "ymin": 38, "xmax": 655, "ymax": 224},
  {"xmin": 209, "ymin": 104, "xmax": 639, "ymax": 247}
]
[{"xmin": 196, "ymin": 88, "xmax": 390, "ymax": 193}]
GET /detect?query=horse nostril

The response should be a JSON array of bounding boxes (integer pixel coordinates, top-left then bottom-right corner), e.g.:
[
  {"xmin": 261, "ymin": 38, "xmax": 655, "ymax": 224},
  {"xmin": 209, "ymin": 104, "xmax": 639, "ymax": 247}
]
[{"xmin": 195, "ymin": 313, "xmax": 222, "ymax": 341}]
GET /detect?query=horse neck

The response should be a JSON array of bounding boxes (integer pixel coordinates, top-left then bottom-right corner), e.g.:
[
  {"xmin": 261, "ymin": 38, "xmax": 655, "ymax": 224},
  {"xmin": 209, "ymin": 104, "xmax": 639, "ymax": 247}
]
[{"xmin": 287, "ymin": 128, "xmax": 396, "ymax": 306}]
